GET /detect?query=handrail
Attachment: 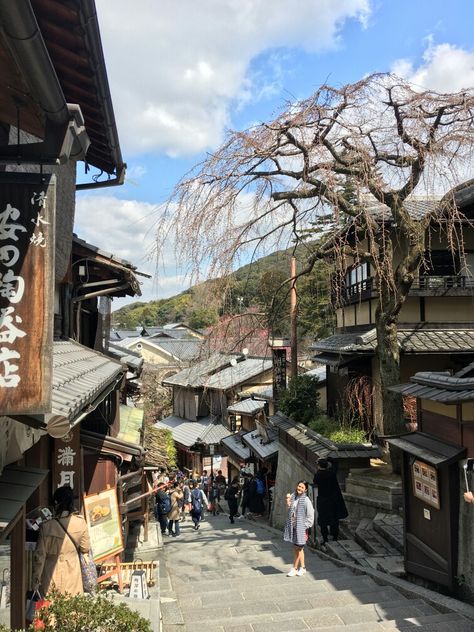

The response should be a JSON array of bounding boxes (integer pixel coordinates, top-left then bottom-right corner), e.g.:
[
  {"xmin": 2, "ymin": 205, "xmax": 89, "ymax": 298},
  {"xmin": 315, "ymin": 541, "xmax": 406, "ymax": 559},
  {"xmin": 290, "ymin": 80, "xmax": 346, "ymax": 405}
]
[{"xmin": 338, "ymin": 274, "xmax": 474, "ymax": 301}]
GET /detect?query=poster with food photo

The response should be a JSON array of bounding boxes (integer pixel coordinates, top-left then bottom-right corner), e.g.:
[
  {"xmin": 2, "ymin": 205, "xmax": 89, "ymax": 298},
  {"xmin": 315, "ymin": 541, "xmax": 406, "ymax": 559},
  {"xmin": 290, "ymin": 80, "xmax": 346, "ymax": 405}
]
[{"xmin": 83, "ymin": 487, "xmax": 123, "ymax": 561}]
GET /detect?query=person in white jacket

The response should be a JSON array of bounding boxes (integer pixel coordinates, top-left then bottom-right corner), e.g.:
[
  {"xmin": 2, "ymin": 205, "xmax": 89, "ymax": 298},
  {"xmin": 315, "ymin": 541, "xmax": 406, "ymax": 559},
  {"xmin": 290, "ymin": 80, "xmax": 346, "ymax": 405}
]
[{"xmin": 283, "ymin": 480, "xmax": 314, "ymax": 576}]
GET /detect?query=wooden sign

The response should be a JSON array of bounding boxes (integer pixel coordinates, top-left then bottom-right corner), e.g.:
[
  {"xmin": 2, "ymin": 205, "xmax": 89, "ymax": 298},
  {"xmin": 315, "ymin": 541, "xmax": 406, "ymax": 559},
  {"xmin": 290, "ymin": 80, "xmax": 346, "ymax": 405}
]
[
  {"xmin": 272, "ymin": 347, "xmax": 287, "ymax": 402},
  {"xmin": 84, "ymin": 487, "xmax": 124, "ymax": 562},
  {"xmin": 52, "ymin": 425, "xmax": 81, "ymax": 505},
  {"xmin": 0, "ymin": 173, "xmax": 55, "ymax": 414}
]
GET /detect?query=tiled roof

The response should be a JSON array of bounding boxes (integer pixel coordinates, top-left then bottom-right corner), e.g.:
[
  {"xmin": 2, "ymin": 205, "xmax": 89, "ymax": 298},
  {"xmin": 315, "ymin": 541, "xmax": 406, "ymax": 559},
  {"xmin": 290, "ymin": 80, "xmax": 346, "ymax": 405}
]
[
  {"xmin": 52, "ymin": 340, "xmax": 124, "ymax": 422},
  {"xmin": 154, "ymin": 415, "xmax": 229, "ymax": 447},
  {"xmin": 162, "ymin": 353, "xmax": 248, "ymax": 388},
  {"xmin": 268, "ymin": 412, "xmax": 380, "ymax": 460},
  {"xmin": 221, "ymin": 432, "xmax": 251, "ymax": 462},
  {"xmin": 205, "ymin": 358, "xmax": 272, "ymax": 390},
  {"xmin": 239, "ymin": 385, "xmax": 274, "ymax": 401},
  {"xmin": 387, "ymin": 432, "xmax": 466, "ymax": 466},
  {"xmin": 242, "ymin": 428, "xmax": 279, "ymax": 460},
  {"xmin": 389, "ymin": 361, "xmax": 474, "ymax": 403},
  {"xmin": 227, "ymin": 399, "xmax": 266, "ymax": 415},
  {"xmin": 304, "ymin": 366, "xmax": 327, "ymax": 383},
  {"xmin": 142, "ymin": 338, "xmax": 202, "ymax": 361},
  {"xmin": 364, "ymin": 196, "xmax": 441, "ymax": 222},
  {"xmin": 313, "ymin": 327, "xmax": 474, "ymax": 355},
  {"xmin": 107, "ymin": 342, "xmax": 144, "ymax": 372}
]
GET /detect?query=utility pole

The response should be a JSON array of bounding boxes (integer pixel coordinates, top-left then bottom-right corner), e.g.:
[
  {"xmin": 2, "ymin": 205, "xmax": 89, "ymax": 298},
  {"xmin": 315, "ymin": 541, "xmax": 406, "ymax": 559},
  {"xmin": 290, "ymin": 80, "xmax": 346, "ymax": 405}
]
[{"xmin": 290, "ymin": 256, "xmax": 298, "ymax": 378}]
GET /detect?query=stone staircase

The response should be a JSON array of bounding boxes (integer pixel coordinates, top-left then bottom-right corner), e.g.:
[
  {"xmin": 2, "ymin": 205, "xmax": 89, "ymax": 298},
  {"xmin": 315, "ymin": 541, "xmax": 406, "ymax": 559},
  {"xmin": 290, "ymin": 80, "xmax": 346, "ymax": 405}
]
[{"xmin": 158, "ymin": 512, "xmax": 474, "ymax": 632}]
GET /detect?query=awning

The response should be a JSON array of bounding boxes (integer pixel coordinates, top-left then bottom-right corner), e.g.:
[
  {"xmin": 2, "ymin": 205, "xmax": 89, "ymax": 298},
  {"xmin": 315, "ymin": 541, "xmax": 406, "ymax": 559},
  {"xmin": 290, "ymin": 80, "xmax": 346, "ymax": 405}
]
[
  {"xmin": 13, "ymin": 340, "xmax": 124, "ymax": 438},
  {"xmin": 386, "ymin": 432, "xmax": 466, "ymax": 467},
  {"xmin": 312, "ymin": 353, "xmax": 358, "ymax": 367},
  {"xmin": 242, "ymin": 428, "xmax": 279, "ymax": 461},
  {"xmin": 154, "ymin": 415, "xmax": 230, "ymax": 449},
  {"xmin": 0, "ymin": 465, "xmax": 48, "ymax": 542},
  {"xmin": 221, "ymin": 432, "xmax": 251, "ymax": 464}
]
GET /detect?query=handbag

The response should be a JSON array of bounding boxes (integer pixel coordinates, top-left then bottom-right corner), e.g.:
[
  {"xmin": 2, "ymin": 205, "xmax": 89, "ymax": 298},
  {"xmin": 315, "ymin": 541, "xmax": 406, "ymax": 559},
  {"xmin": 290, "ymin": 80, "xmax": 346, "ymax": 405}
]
[
  {"xmin": 26, "ymin": 590, "xmax": 50, "ymax": 627},
  {"xmin": 56, "ymin": 519, "xmax": 98, "ymax": 593}
]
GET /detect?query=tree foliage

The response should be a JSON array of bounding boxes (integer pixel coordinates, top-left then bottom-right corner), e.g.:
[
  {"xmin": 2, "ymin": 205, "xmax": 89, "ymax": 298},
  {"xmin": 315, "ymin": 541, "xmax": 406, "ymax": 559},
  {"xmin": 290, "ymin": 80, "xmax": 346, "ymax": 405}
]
[
  {"xmin": 157, "ymin": 73, "xmax": 474, "ymax": 440},
  {"xmin": 279, "ymin": 374, "xmax": 322, "ymax": 426}
]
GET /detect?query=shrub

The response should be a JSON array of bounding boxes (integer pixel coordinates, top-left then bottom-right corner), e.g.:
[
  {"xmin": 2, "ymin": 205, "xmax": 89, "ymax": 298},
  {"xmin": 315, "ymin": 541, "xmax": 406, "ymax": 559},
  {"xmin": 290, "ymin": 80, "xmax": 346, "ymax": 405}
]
[
  {"xmin": 23, "ymin": 591, "xmax": 152, "ymax": 631},
  {"xmin": 308, "ymin": 416, "xmax": 367, "ymax": 444},
  {"xmin": 279, "ymin": 374, "xmax": 322, "ymax": 425}
]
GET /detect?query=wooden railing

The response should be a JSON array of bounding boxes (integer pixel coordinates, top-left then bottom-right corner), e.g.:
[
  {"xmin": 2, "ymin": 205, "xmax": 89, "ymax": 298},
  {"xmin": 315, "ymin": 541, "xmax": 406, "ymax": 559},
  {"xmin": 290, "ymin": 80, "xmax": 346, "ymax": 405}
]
[{"xmin": 337, "ymin": 275, "xmax": 474, "ymax": 303}]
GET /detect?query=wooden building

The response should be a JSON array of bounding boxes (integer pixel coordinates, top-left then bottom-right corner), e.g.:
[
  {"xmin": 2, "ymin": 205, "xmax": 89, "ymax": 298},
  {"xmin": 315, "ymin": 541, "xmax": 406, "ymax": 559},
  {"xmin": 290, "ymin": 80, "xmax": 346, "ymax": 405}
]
[
  {"xmin": 389, "ymin": 364, "xmax": 474, "ymax": 597},
  {"xmin": 312, "ymin": 188, "xmax": 474, "ymax": 432}
]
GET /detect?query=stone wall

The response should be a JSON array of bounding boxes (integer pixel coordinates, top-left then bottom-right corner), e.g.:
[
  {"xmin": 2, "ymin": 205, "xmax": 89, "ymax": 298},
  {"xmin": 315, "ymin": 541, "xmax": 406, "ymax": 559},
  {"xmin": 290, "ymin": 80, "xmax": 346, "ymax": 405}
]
[
  {"xmin": 457, "ymin": 466, "xmax": 474, "ymax": 602},
  {"xmin": 270, "ymin": 442, "xmax": 314, "ymax": 530}
]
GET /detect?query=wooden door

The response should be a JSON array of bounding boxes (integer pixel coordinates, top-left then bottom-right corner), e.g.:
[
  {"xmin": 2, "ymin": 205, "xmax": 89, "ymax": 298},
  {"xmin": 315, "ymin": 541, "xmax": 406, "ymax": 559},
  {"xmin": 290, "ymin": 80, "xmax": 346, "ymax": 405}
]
[{"xmin": 403, "ymin": 453, "xmax": 460, "ymax": 591}]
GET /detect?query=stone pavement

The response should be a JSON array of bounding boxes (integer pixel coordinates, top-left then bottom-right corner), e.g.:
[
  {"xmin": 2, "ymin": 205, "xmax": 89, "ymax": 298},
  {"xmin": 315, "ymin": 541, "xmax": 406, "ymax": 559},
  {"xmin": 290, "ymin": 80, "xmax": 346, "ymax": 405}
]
[{"xmin": 157, "ymin": 512, "xmax": 474, "ymax": 632}]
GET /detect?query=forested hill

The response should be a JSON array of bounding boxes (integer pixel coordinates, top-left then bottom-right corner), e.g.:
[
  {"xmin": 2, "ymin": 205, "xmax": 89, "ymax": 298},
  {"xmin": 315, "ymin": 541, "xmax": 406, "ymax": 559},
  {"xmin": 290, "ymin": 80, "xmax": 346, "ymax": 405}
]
[{"xmin": 112, "ymin": 247, "xmax": 334, "ymax": 339}]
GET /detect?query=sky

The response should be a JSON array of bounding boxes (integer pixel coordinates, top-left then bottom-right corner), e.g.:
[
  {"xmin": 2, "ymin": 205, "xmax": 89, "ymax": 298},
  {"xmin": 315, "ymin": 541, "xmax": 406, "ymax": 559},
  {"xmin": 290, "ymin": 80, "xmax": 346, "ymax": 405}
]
[{"xmin": 74, "ymin": 0, "xmax": 474, "ymax": 308}]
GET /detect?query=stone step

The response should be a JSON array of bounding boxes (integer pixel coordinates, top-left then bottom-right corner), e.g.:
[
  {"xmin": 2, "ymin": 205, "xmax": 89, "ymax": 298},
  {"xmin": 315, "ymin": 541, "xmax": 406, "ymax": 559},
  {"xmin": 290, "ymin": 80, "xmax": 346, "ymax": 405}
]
[
  {"xmin": 379, "ymin": 611, "xmax": 467, "ymax": 627},
  {"xmin": 175, "ymin": 574, "xmax": 381, "ymax": 597},
  {"xmin": 180, "ymin": 597, "xmax": 438, "ymax": 627},
  {"xmin": 344, "ymin": 492, "xmax": 395, "ymax": 519},
  {"xmin": 355, "ymin": 518, "xmax": 400, "ymax": 556},
  {"xmin": 373, "ymin": 512, "xmax": 404, "ymax": 553}
]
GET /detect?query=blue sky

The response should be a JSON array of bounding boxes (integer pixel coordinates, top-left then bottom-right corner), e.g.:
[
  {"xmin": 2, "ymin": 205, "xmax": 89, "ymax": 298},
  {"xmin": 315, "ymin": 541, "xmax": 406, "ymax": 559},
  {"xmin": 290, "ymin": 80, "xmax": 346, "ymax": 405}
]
[{"xmin": 75, "ymin": 0, "xmax": 474, "ymax": 306}]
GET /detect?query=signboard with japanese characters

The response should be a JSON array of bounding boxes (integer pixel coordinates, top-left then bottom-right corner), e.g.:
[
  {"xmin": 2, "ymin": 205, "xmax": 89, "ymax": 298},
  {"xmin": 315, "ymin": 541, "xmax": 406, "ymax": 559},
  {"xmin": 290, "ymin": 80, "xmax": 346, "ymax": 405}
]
[
  {"xmin": 52, "ymin": 425, "xmax": 81, "ymax": 504},
  {"xmin": 0, "ymin": 173, "xmax": 55, "ymax": 414},
  {"xmin": 272, "ymin": 347, "xmax": 287, "ymax": 402},
  {"xmin": 84, "ymin": 487, "xmax": 124, "ymax": 562},
  {"xmin": 412, "ymin": 459, "xmax": 440, "ymax": 510}
]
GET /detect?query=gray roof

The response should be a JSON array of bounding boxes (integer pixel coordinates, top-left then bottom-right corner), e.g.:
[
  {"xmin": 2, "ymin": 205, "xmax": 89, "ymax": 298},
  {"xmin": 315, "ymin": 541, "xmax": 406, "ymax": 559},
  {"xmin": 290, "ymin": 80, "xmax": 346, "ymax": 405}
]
[
  {"xmin": 162, "ymin": 353, "xmax": 265, "ymax": 389},
  {"xmin": 242, "ymin": 428, "xmax": 279, "ymax": 460},
  {"xmin": 142, "ymin": 338, "xmax": 202, "ymax": 361},
  {"xmin": 239, "ymin": 385, "xmax": 274, "ymax": 401},
  {"xmin": 304, "ymin": 366, "xmax": 327, "ymax": 384},
  {"xmin": 107, "ymin": 341, "xmax": 144, "ymax": 372},
  {"xmin": 268, "ymin": 412, "xmax": 380, "ymax": 461},
  {"xmin": 205, "ymin": 358, "xmax": 272, "ymax": 390},
  {"xmin": 227, "ymin": 399, "xmax": 266, "ymax": 415},
  {"xmin": 154, "ymin": 415, "xmax": 229, "ymax": 447},
  {"xmin": 313, "ymin": 327, "xmax": 474, "ymax": 356},
  {"xmin": 52, "ymin": 340, "xmax": 124, "ymax": 422},
  {"xmin": 363, "ymin": 196, "xmax": 441, "ymax": 222},
  {"xmin": 110, "ymin": 329, "xmax": 142, "ymax": 341},
  {"xmin": 387, "ymin": 432, "xmax": 466, "ymax": 466},
  {"xmin": 221, "ymin": 432, "xmax": 251, "ymax": 462},
  {"xmin": 390, "ymin": 362, "xmax": 474, "ymax": 403}
]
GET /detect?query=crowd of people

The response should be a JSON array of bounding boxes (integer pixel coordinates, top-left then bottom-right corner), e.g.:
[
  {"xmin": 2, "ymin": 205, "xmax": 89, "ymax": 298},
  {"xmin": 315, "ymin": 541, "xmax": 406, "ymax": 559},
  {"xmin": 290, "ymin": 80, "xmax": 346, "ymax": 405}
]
[
  {"xmin": 154, "ymin": 457, "xmax": 348, "ymax": 578},
  {"xmin": 153, "ymin": 467, "xmax": 272, "ymax": 533}
]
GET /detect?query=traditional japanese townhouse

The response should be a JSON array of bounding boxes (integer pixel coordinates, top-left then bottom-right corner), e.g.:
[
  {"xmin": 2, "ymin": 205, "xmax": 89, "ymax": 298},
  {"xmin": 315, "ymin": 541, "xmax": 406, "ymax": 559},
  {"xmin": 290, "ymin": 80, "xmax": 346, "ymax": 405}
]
[
  {"xmin": 312, "ymin": 188, "xmax": 474, "ymax": 432},
  {"xmin": 388, "ymin": 364, "xmax": 474, "ymax": 597},
  {"xmin": 155, "ymin": 353, "xmax": 273, "ymax": 473},
  {"xmin": 0, "ymin": 1, "xmax": 129, "ymax": 626}
]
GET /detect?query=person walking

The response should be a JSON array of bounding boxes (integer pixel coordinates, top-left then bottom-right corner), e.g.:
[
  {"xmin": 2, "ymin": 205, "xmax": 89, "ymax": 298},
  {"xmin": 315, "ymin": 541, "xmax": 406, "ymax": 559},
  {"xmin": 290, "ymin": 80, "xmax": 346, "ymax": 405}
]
[
  {"xmin": 283, "ymin": 480, "xmax": 314, "ymax": 577},
  {"xmin": 225, "ymin": 476, "xmax": 240, "ymax": 524},
  {"xmin": 240, "ymin": 473, "xmax": 251, "ymax": 517},
  {"xmin": 32, "ymin": 485, "xmax": 91, "ymax": 596},
  {"xmin": 190, "ymin": 481, "xmax": 208, "ymax": 530},
  {"xmin": 313, "ymin": 457, "xmax": 348, "ymax": 546},
  {"xmin": 155, "ymin": 484, "xmax": 171, "ymax": 536},
  {"xmin": 181, "ymin": 478, "xmax": 192, "ymax": 520},
  {"xmin": 167, "ymin": 481, "xmax": 184, "ymax": 537}
]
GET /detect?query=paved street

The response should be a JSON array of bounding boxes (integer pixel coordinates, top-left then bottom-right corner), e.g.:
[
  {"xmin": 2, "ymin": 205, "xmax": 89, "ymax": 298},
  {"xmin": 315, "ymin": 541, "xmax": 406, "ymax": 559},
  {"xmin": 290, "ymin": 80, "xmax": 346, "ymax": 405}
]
[{"xmin": 157, "ymin": 512, "xmax": 474, "ymax": 632}]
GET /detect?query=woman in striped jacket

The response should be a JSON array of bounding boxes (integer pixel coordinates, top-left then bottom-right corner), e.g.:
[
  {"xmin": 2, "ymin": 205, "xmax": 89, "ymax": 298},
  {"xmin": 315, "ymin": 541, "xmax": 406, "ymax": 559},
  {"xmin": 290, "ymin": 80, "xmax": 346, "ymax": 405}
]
[{"xmin": 283, "ymin": 480, "xmax": 314, "ymax": 576}]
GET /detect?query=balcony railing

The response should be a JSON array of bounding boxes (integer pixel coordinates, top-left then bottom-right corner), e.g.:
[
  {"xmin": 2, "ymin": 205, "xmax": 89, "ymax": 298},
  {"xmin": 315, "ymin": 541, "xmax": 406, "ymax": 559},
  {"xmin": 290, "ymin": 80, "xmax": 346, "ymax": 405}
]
[{"xmin": 337, "ymin": 275, "xmax": 474, "ymax": 304}]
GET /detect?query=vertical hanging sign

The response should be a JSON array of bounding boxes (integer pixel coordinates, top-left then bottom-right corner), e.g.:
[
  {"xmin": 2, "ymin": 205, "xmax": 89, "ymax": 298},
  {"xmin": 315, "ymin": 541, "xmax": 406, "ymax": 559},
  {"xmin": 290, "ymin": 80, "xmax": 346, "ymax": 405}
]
[
  {"xmin": 0, "ymin": 173, "xmax": 55, "ymax": 414},
  {"xmin": 52, "ymin": 424, "xmax": 81, "ymax": 501}
]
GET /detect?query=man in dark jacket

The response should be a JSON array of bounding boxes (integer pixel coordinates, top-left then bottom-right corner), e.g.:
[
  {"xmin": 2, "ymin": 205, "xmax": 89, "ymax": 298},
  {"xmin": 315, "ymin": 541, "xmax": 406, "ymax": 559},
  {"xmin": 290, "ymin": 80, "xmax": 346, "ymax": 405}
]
[
  {"xmin": 155, "ymin": 485, "xmax": 170, "ymax": 536},
  {"xmin": 313, "ymin": 457, "xmax": 348, "ymax": 545}
]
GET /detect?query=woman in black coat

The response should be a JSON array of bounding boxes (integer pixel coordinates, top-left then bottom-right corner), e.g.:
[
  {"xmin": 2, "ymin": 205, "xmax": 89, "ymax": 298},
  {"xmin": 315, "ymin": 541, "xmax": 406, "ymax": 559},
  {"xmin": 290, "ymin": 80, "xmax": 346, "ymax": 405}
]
[{"xmin": 313, "ymin": 457, "xmax": 348, "ymax": 544}]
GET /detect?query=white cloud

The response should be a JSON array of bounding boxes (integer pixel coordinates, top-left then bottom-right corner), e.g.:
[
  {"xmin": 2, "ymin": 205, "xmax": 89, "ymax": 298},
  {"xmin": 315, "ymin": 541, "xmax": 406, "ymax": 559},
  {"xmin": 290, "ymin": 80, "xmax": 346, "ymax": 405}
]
[
  {"xmin": 74, "ymin": 195, "xmax": 190, "ymax": 304},
  {"xmin": 96, "ymin": 0, "xmax": 370, "ymax": 157},
  {"xmin": 392, "ymin": 42, "xmax": 474, "ymax": 92}
]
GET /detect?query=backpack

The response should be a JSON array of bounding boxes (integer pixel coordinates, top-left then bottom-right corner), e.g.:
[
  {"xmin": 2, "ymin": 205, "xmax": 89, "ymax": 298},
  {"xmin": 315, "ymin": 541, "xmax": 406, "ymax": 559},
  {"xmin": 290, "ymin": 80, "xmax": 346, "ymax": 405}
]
[
  {"xmin": 191, "ymin": 488, "xmax": 202, "ymax": 513},
  {"xmin": 159, "ymin": 493, "xmax": 171, "ymax": 515},
  {"xmin": 256, "ymin": 478, "xmax": 265, "ymax": 495}
]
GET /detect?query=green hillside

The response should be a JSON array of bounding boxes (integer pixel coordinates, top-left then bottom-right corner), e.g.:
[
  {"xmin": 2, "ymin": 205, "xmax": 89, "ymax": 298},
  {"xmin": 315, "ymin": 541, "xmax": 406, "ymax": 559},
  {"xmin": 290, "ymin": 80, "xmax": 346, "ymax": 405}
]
[{"xmin": 112, "ymin": 247, "xmax": 334, "ymax": 339}]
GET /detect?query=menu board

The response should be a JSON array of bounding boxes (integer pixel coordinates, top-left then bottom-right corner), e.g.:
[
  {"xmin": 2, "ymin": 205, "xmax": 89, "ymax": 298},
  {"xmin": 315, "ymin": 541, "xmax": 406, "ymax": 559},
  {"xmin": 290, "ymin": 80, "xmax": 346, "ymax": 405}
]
[
  {"xmin": 83, "ymin": 488, "xmax": 123, "ymax": 562},
  {"xmin": 412, "ymin": 459, "xmax": 440, "ymax": 509}
]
